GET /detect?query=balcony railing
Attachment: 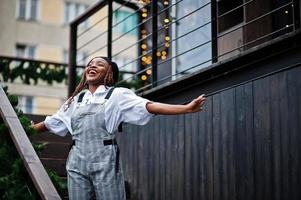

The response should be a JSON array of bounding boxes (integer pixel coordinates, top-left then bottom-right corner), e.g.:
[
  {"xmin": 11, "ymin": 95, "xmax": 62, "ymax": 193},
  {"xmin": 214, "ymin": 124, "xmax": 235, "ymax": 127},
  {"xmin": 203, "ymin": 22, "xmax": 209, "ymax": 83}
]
[
  {"xmin": 69, "ymin": 0, "xmax": 300, "ymax": 96},
  {"xmin": 0, "ymin": 55, "xmax": 144, "ymax": 113}
]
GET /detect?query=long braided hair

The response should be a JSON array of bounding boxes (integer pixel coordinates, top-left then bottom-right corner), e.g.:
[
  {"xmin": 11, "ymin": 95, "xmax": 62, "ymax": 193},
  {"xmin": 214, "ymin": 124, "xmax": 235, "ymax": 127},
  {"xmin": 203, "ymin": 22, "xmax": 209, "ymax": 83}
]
[{"xmin": 64, "ymin": 56, "xmax": 115, "ymax": 111}]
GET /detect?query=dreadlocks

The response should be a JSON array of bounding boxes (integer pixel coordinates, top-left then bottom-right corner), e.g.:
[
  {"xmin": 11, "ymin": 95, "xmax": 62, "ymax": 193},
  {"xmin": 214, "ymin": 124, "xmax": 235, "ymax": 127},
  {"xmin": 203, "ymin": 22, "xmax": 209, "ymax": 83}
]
[{"xmin": 64, "ymin": 57, "xmax": 115, "ymax": 111}]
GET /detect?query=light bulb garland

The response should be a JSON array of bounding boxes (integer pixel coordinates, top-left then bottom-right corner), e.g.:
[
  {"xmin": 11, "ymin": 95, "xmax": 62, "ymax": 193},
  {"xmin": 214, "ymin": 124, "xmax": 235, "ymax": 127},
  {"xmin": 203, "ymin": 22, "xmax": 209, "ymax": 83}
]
[{"xmin": 139, "ymin": 0, "xmax": 170, "ymax": 82}]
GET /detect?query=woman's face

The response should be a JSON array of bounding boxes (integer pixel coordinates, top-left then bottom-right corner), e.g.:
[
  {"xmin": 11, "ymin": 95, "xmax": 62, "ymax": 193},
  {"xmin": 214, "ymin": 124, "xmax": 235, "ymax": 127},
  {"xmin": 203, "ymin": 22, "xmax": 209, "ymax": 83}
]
[{"xmin": 85, "ymin": 57, "xmax": 109, "ymax": 85}]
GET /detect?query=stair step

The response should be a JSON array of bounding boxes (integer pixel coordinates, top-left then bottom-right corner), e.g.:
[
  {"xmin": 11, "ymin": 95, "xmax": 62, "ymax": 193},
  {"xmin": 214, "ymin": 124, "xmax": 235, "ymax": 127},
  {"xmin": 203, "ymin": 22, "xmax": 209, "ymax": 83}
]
[
  {"xmin": 40, "ymin": 158, "xmax": 67, "ymax": 177},
  {"xmin": 36, "ymin": 142, "xmax": 71, "ymax": 159},
  {"xmin": 31, "ymin": 131, "xmax": 72, "ymax": 143}
]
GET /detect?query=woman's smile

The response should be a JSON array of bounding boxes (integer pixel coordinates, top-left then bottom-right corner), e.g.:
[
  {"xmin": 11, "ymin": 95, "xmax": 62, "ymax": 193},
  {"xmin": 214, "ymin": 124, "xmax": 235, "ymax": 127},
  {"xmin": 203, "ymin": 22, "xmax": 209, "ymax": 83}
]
[{"xmin": 85, "ymin": 57, "xmax": 109, "ymax": 84}]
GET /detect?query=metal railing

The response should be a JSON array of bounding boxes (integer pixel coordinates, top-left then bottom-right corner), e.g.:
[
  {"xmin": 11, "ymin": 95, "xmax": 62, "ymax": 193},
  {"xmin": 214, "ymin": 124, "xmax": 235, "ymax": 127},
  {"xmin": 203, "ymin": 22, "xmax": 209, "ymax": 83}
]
[
  {"xmin": 0, "ymin": 56, "xmax": 80, "ymax": 115},
  {"xmin": 69, "ymin": 0, "xmax": 301, "ymax": 96}
]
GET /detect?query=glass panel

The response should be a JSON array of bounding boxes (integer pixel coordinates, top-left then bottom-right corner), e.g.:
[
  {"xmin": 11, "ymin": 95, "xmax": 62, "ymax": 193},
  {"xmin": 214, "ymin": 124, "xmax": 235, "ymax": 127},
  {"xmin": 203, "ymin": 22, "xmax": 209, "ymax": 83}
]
[
  {"xmin": 27, "ymin": 46, "xmax": 36, "ymax": 59},
  {"xmin": 25, "ymin": 96, "xmax": 33, "ymax": 114},
  {"xmin": 16, "ymin": 44, "xmax": 26, "ymax": 57},
  {"xmin": 64, "ymin": 2, "xmax": 70, "ymax": 23},
  {"xmin": 18, "ymin": 0, "xmax": 26, "ymax": 19},
  {"xmin": 30, "ymin": 0, "xmax": 38, "ymax": 20},
  {"xmin": 175, "ymin": 0, "xmax": 212, "ymax": 75},
  {"xmin": 114, "ymin": 10, "xmax": 138, "ymax": 36}
]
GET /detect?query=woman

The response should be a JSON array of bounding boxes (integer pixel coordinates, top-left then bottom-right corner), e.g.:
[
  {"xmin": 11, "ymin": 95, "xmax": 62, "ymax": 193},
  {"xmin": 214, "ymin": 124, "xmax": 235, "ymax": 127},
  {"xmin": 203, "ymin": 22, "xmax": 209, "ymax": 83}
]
[{"xmin": 32, "ymin": 57, "xmax": 206, "ymax": 200}]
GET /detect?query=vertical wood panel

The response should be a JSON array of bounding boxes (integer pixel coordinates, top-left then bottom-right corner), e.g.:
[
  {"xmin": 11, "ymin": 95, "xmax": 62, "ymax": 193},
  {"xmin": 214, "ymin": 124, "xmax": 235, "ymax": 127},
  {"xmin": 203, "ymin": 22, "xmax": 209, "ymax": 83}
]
[
  {"xmin": 165, "ymin": 115, "xmax": 173, "ymax": 200},
  {"xmin": 221, "ymin": 89, "xmax": 236, "ymax": 200},
  {"xmin": 213, "ymin": 89, "xmax": 237, "ymax": 200},
  {"xmin": 146, "ymin": 119, "xmax": 154, "ymax": 200},
  {"xmin": 287, "ymin": 67, "xmax": 301, "ymax": 200},
  {"xmin": 170, "ymin": 115, "xmax": 179, "ymax": 200},
  {"xmin": 199, "ymin": 96, "xmax": 214, "ymax": 200},
  {"xmin": 234, "ymin": 83, "xmax": 255, "ymax": 200},
  {"xmin": 269, "ymin": 73, "xmax": 281, "ymax": 200},
  {"xmin": 278, "ymin": 71, "xmax": 290, "ymax": 200},
  {"xmin": 176, "ymin": 114, "xmax": 185, "ymax": 200},
  {"xmin": 184, "ymin": 113, "xmax": 192, "ymax": 200},
  {"xmin": 191, "ymin": 111, "xmax": 199, "ymax": 200},
  {"xmin": 213, "ymin": 93, "xmax": 222, "ymax": 200},
  {"xmin": 159, "ymin": 115, "xmax": 166, "ymax": 200},
  {"xmin": 253, "ymin": 77, "xmax": 273, "ymax": 200},
  {"xmin": 154, "ymin": 116, "xmax": 160, "ymax": 200}
]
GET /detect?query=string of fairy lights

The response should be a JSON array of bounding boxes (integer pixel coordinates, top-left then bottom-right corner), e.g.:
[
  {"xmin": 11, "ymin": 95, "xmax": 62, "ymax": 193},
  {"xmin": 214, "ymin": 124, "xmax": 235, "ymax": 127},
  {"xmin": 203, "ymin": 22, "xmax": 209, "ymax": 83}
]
[{"xmin": 138, "ymin": 0, "xmax": 171, "ymax": 82}]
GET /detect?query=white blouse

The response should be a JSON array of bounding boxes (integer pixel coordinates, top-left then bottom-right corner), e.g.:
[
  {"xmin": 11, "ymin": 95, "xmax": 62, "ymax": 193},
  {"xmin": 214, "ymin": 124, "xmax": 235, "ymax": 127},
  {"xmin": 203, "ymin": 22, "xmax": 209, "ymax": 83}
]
[{"xmin": 44, "ymin": 85, "xmax": 153, "ymax": 136}]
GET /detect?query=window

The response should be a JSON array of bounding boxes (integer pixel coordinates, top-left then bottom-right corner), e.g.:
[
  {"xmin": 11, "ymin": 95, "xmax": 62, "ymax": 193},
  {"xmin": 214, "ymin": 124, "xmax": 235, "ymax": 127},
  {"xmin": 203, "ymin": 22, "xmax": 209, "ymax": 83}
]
[
  {"xmin": 217, "ymin": 0, "xmax": 244, "ymax": 33},
  {"xmin": 16, "ymin": 44, "xmax": 36, "ymax": 59},
  {"xmin": 175, "ymin": 0, "xmax": 212, "ymax": 74},
  {"xmin": 18, "ymin": 96, "xmax": 35, "ymax": 114},
  {"xmin": 64, "ymin": 2, "xmax": 88, "ymax": 27},
  {"xmin": 16, "ymin": 0, "xmax": 39, "ymax": 20},
  {"xmin": 113, "ymin": 10, "xmax": 138, "ymax": 36},
  {"xmin": 77, "ymin": 52, "xmax": 88, "ymax": 66},
  {"xmin": 30, "ymin": 0, "xmax": 38, "ymax": 20},
  {"xmin": 64, "ymin": 50, "xmax": 88, "ymax": 66}
]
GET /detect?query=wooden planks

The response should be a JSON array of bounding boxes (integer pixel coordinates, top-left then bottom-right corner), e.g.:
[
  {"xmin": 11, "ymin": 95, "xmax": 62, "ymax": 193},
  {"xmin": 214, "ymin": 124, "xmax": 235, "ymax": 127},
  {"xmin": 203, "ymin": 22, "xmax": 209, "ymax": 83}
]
[
  {"xmin": 117, "ymin": 65, "xmax": 301, "ymax": 200},
  {"xmin": 0, "ymin": 87, "xmax": 61, "ymax": 200}
]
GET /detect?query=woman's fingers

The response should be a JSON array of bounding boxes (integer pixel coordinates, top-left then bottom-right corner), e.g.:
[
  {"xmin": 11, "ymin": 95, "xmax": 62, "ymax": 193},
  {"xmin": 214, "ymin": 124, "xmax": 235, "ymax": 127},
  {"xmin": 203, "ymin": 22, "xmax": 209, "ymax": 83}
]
[{"xmin": 194, "ymin": 94, "xmax": 206, "ymax": 105}]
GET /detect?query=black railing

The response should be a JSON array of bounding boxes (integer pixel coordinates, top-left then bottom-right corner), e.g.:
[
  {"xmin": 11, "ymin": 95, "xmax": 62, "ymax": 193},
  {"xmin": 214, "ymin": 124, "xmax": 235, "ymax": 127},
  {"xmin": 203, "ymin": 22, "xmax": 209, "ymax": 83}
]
[
  {"xmin": 0, "ymin": 55, "xmax": 70, "ymax": 85},
  {"xmin": 69, "ymin": 0, "xmax": 301, "ymax": 96}
]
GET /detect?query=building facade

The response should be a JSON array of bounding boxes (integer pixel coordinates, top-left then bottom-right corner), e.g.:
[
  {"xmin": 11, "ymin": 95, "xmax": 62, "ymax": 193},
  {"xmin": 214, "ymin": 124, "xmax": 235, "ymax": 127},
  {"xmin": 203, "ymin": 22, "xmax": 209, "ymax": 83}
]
[{"xmin": 0, "ymin": 0, "xmax": 97, "ymax": 114}]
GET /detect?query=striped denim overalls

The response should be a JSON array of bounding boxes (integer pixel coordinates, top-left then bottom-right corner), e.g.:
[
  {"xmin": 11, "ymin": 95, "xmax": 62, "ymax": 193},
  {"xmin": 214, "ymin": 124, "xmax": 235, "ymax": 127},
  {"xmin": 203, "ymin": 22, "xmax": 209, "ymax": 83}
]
[{"xmin": 67, "ymin": 88, "xmax": 125, "ymax": 200}]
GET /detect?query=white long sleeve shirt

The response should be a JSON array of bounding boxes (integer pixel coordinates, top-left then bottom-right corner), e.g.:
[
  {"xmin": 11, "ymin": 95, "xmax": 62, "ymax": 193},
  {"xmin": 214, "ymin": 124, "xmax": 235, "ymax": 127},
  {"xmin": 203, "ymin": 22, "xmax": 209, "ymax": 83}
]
[{"xmin": 44, "ymin": 85, "xmax": 153, "ymax": 136}]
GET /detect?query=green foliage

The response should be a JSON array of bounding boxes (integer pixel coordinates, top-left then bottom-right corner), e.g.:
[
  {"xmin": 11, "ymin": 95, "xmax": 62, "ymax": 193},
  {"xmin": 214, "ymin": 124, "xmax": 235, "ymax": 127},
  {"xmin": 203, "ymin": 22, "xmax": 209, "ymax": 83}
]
[
  {"xmin": 115, "ymin": 71, "xmax": 145, "ymax": 90},
  {"xmin": 0, "ymin": 86, "xmax": 67, "ymax": 199},
  {"xmin": 0, "ymin": 59, "xmax": 67, "ymax": 85},
  {"xmin": 0, "ymin": 58, "xmax": 145, "ymax": 90}
]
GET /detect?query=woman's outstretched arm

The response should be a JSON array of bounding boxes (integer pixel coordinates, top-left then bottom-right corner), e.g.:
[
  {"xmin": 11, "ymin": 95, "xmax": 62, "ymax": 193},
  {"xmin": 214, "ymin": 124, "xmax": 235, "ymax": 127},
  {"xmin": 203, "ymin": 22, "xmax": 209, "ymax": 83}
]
[
  {"xmin": 146, "ymin": 94, "xmax": 206, "ymax": 115},
  {"xmin": 31, "ymin": 121, "xmax": 48, "ymax": 133}
]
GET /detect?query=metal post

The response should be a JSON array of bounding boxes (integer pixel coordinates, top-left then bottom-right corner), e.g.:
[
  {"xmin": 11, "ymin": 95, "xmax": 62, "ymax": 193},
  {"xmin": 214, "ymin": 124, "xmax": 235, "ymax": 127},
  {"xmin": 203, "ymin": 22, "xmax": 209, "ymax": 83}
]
[
  {"xmin": 211, "ymin": 0, "xmax": 218, "ymax": 63},
  {"xmin": 152, "ymin": 0, "xmax": 158, "ymax": 87},
  {"xmin": 138, "ymin": 7, "xmax": 143, "ymax": 72},
  {"xmin": 68, "ymin": 23, "xmax": 77, "ymax": 97},
  {"xmin": 108, "ymin": 0, "xmax": 113, "ymax": 59},
  {"xmin": 293, "ymin": 0, "xmax": 301, "ymax": 30}
]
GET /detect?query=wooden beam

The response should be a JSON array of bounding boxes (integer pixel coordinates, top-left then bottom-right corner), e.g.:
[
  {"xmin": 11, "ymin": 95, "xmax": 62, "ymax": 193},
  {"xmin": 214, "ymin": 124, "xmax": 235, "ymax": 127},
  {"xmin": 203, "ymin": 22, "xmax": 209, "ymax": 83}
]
[{"xmin": 0, "ymin": 87, "xmax": 61, "ymax": 200}]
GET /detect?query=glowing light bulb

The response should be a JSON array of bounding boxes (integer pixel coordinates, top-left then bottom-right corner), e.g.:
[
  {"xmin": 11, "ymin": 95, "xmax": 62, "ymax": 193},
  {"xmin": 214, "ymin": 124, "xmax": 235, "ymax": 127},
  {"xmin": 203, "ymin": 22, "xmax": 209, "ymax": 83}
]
[
  {"xmin": 146, "ymin": 69, "xmax": 152, "ymax": 75},
  {"xmin": 146, "ymin": 59, "xmax": 151, "ymax": 65},
  {"xmin": 164, "ymin": 1, "xmax": 169, "ymax": 5},
  {"xmin": 142, "ymin": 13, "xmax": 148, "ymax": 18},
  {"xmin": 141, "ymin": 75, "xmax": 147, "ymax": 80},
  {"xmin": 164, "ymin": 18, "xmax": 170, "ymax": 23},
  {"xmin": 165, "ymin": 36, "xmax": 170, "ymax": 41},
  {"xmin": 141, "ymin": 44, "xmax": 147, "ymax": 49}
]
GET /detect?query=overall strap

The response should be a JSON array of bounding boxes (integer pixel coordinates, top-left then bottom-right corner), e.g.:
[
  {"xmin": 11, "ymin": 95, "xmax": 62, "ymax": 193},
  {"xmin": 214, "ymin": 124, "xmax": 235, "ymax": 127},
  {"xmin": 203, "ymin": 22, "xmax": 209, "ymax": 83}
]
[
  {"xmin": 105, "ymin": 87, "xmax": 115, "ymax": 100},
  {"xmin": 77, "ymin": 91, "xmax": 86, "ymax": 103},
  {"xmin": 104, "ymin": 87, "xmax": 123, "ymax": 132}
]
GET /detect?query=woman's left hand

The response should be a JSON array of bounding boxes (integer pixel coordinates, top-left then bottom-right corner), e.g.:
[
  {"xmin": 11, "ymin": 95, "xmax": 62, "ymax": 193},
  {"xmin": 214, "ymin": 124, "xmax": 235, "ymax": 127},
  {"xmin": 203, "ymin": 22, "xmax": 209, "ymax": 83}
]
[{"xmin": 185, "ymin": 94, "xmax": 206, "ymax": 113}]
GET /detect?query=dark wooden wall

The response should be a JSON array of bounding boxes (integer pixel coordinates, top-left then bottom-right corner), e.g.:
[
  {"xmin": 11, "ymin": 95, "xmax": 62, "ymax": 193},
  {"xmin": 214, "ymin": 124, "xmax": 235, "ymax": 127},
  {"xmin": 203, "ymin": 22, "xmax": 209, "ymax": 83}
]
[{"xmin": 117, "ymin": 64, "xmax": 301, "ymax": 200}]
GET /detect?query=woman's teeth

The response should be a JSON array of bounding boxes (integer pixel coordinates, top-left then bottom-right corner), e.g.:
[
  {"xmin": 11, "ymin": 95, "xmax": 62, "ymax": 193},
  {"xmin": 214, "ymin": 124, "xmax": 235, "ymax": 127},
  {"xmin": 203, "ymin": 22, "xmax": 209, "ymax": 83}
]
[{"xmin": 89, "ymin": 70, "xmax": 97, "ymax": 74}]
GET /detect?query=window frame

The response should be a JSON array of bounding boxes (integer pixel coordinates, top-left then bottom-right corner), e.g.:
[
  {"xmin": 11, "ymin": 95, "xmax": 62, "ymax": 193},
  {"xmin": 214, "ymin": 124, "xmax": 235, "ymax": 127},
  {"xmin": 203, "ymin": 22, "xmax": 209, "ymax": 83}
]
[{"xmin": 16, "ymin": 0, "xmax": 39, "ymax": 21}]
